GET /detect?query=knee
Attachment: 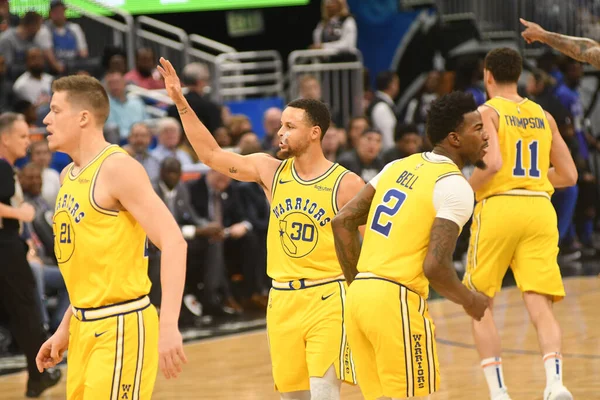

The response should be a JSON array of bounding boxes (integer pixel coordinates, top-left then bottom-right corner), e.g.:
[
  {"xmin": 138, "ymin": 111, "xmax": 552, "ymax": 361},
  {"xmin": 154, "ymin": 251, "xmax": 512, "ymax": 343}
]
[
  {"xmin": 280, "ymin": 391, "xmax": 311, "ymax": 400},
  {"xmin": 309, "ymin": 365, "xmax": 341, "ymax": 400}
]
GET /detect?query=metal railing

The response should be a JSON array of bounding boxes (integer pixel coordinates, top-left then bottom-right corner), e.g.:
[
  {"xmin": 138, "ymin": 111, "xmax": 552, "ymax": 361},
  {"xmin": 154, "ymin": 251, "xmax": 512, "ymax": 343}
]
[
  {"xmin": 288, "ymin": 48, "xmax": 364, "ymax": 127},
  {"xmin": 188, "ymin": 34, "xmax": 237, "ymax": 95},
  {"xmin": 213, "ymin": 50, "xmax": 285, "ymax": 103},
  {"xmin": 66, "ymin": 0, "xmax": 135, "ymax": 70},
  {"xmin": 135, "ymin": 16, "xmax": 190, "ymax": 74}
]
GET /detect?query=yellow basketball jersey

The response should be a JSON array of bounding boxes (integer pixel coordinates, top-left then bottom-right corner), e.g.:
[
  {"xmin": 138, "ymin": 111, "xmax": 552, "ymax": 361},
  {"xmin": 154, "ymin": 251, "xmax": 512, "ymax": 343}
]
[
  {"xmin": 53, "ymin": 145, "xmax": 151, "ymax": 308},
  {"xmin": 475, "ymin": 97, "xmax": 554, "ymax": 202},
  {"xmin": 356, "ymin": 153, "xmax": 462, "ymax": 298},
  {"xmin": 267, "ymin": 158, "xmax": 350, "ymax": 281}
]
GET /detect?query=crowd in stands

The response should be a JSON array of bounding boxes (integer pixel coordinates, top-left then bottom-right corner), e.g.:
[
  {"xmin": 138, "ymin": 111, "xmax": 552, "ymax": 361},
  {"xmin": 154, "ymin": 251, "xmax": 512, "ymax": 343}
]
[{"xmin": 0, "ymin": 0, "xmax": 598, "ymax": 352}]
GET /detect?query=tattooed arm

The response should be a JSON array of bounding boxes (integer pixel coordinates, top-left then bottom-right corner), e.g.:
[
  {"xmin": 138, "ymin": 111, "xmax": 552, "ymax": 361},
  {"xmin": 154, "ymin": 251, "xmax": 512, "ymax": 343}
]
[
  {"xmin": 521, "ymin": 18, "xmax": 600, "ymax": 68},
  {"xmin": 157, "ymin": 57, "xmax": 279, "ymax": 185},
  {"xmin": 331, "ymin": 183, "xmax": 375, "ymax": 284}
]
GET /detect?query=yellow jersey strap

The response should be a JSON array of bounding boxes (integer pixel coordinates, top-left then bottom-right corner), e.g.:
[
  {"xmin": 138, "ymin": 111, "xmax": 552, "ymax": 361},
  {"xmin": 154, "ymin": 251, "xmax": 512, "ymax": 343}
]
[
  {"xmin": 270, "ymin": 158, "xmax": 288, "ymax": 198},
  {"xmin": 332, "ymin": 167, "xmax": 350, "ymax": 214}
]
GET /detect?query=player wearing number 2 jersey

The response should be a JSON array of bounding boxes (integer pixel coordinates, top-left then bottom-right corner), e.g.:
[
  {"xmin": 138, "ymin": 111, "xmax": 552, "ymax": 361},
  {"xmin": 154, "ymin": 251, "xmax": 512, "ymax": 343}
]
[
  {"xmin": 331, "ymin": 92, "xmax": 490, "ymax": 399},
  {"xmin": 464, "ymin": 48, "xmax": 577, "ymax": 400}
]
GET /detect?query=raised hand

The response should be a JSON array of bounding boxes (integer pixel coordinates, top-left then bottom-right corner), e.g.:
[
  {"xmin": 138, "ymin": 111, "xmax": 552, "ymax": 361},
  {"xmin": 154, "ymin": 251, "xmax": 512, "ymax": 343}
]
[
  {"xmin": 520, "ymin": 18, "xmax": 547, "ymax": 44},
  {"xmin": 157, "ymin": 57, "xmax": 184, "ymax": 103}
]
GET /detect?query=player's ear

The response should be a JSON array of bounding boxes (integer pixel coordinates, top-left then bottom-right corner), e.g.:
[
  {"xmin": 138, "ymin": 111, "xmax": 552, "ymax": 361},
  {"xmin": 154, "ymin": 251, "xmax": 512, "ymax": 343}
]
[
  {"xmin": 79, "ymin": 110, "xmax": 90, "ymax": 127},
  {"xmin": 447, "ymin": 131, "xmax": 460, "ymax": 146},
  {"xmin": 312, "ymin": 126, "xmax": 322, "ymax": 140}
]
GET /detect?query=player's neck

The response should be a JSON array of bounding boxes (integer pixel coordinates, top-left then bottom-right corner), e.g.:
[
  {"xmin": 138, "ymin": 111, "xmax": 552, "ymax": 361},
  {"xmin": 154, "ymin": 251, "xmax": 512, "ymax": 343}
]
[
  {"xmin": 431, "ymin": 146, "xmax": 463, "ymax": 169},
  {"xmin": 490, "ymin": 84, "xmax": 521, "ymax": 102},
  {"xmin": 293, "ymin": 147, "xmax": 331, "ymax": 179},
  {"xmin": 71, "ymin": 132, "xmax": 111, "ymax": 167}
]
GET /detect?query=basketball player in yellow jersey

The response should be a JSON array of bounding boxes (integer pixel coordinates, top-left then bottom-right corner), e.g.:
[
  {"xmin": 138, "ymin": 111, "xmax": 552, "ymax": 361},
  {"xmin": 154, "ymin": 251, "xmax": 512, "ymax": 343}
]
[
  {"xmin": 34, "ymin": 75, "xmax": 189, "ymax": 399},
  {"xmin": 464, "ymin": 48, "xmax": 578, "ymax": 400},
  {"xmin": 157, "ymin": 58, "xmax": 364, "ymax": 400},
  {"xmin": 331, "ymin": 91, "xmax": 490, "ymax": 400}
]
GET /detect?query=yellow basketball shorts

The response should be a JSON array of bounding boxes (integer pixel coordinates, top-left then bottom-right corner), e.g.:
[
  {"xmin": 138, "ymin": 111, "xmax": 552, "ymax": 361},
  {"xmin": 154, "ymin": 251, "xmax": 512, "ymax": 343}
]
[
  {"xmin": 346, "ymin": 277, "xmax": 440, "ymax": 400},
  {"xmin": 464, "ymin": 195, "xmax": 565, "ymax": 301},
  {"xmin": 266, "ymin": 277, "xmax": 357, "ymax": 392},
  {"xmin": 67, "ymin": 296, "xmax": 159, "ymax": 400}
]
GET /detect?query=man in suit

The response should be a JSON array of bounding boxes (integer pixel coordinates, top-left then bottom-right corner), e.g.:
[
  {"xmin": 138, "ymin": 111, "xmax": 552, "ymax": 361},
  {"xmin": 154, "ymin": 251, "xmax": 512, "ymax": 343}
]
[{"xmin": 187, "ymin": 168, "xmax": 262, "ymax": 314}]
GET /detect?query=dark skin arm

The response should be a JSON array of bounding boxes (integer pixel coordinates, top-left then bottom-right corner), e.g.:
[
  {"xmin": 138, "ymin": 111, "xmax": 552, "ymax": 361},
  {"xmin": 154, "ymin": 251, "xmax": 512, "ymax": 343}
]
[
  {"xmin": 423, "ymin": 218, "xmax": 489, "ymax": 320},
  {"xmin": 331, "ymin": 183, "xmax": 375, "ymax": 284}
]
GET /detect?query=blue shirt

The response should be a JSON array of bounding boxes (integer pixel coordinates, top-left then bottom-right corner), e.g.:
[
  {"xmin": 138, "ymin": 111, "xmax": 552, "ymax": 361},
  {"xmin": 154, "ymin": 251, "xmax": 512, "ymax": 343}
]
[
  {"xmin": 106, "ymin": 94, "xmax": 148, "ymax": 141},
  {"xmin": 555, "ymin": 83, "xmax": 588, "ymax": 160}
]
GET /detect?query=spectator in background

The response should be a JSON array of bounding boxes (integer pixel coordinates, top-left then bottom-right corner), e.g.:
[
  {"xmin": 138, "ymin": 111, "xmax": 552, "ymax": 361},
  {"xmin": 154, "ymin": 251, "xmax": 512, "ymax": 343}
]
[
  {"xmin": 123, "ymin": 122, "xmax": 161, "ymax": 183},
  {"xmin": 213, "ymin": 126, "xmax": 232, "ymax": 148},
  {"xmin": 237, "ymin": 132, "xmax": 262, "ymax": 156},
  {"xmin": 29, "ymin": 140, "xmax": 60, "ymax": 207},
  {"xmin": 261, "ymin": 107, "xmax": 282, "ymax": 151},
  {"xmin": 13, "ymin": 48, "xmax": 53, "ymax": 108},
  {"xmin": 100, "ymin": 45, "xmax": 127, "ymax": 77},
  {"xmin": 151, "ymin": 117, "xmax": 193, "ymax": 167},
  {"xmin": 311, "ymin": 0, "xmax": 357, "ymax": 51},
  {"xmin": 298, "ymin": 74, "xmax": 322, "ymax": 101},
  {"xmin": 13, "ymin": 100, "xmax": 39, "ymax": 129},
  {"xmin": 403, "ymin": 70, "xmax": 440, "ymax": 134},
  {"xmin": 104, "ymin": 71, "xmax": 148, "ymax": 142},
  {"xmin": 125, "ymin": 47, "xmax": 164, "ymax": 90},
  {"xmin": 338, "ymin": 128, "xmax": 384, "ymax": 182},
  {"xmin": 322, "ymin": 126, "xmax": 343, "ymax": 161},
  {"xmin": 382, "ymin": 123, "xmax": 422, "ymax": 164},
  {"xmin": 0, "ymin": 0, "xmax": 19, "ymax": 32},
  {"xmin": 227, "ymin": 114, "xmax": 252, "ymax": 146},
  {"xmin": 0, "ymin": 54, "xmax": 14, "ymax": 112},
  {"xmin": 37, "ymin": 0, "xmax": 88, "ymax": 67},
  {"xmin": 537, "ymin": 50, "xmax": 563, "ymax": 87},
  {"xmin": 345, "ymin": 116, "xmax": 369, "ymax": 150},
  {"xmin": 167, "ymin": 62, "xmax": 222, "ymax": 134},
  {"xmin": 454, "ymin": 55, "xmax": 486, "ymax": 106},
  {"xmin": 366, "ymin": 71, "xmax": 400, "ymax": 150},
  {"xmin": 0, "ymin": 11, "xmax": 48, "ymax": 71}
]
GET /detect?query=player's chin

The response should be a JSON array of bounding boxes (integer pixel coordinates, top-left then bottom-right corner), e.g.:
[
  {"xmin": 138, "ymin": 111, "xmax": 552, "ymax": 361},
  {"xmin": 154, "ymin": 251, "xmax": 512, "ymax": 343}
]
[
  {"xmin": 474, "ymin": 159, "xmax": 487, "ymax": 169},
  {"xmin": 276, "ymin": 149, "xmax": 291, "ymax": 159}
]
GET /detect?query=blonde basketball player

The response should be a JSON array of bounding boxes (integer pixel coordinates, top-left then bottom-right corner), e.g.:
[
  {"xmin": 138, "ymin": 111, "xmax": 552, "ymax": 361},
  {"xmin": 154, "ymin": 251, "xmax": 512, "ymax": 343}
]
[
  {"xmin": 34, "ymin": 76, "xmax": 188, "ymax": 400},
  {"xmin": 332, "ymin": 91, "xmax": 490, "ymax": 400},
  {"xmin": 464, "ymin": 48, "xmax": 578, "ymax": 400},
  {"xmin": 158, "ymin": 57, "xmax": 364, "ymax": 400}
]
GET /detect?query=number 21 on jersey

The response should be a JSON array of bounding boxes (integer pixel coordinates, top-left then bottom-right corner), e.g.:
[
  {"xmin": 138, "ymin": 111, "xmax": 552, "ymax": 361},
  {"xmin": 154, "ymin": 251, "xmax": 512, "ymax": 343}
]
[
  {"xmin": 513, "ymin": 139, "xmax": 540, "ymax": 178},
  {"xmin": 370, "ymin": 188, "xmax": 407, "ymax": 237}
]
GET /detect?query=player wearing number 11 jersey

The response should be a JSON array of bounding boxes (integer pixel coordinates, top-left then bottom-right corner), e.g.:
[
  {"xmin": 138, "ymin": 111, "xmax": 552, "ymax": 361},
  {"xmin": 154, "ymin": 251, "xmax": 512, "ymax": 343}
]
[
  {"xmin": 465, "ymin": 48, "xmax": 577, "ymax": 400},
  {"xmin": 332, "ymin": 92, "xmax": 490, "ymax": 399}
]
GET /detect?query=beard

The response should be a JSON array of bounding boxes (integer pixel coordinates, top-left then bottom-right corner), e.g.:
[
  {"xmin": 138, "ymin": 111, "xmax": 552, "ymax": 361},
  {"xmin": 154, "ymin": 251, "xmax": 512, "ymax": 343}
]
[
  {"xmin": 138, "ymin": 67, "xmax": 152, "ymax": 78},
  {"xmin": 475, "ymin": 159, "xmax": 487, "ymax": 169}
]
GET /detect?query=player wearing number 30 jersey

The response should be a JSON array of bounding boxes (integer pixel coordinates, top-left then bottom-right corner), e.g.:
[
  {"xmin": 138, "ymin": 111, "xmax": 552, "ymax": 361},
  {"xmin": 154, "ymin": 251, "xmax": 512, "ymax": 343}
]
[{"xmin": 332, "ymin": 92, "xmax": 491, "ymax": 399}]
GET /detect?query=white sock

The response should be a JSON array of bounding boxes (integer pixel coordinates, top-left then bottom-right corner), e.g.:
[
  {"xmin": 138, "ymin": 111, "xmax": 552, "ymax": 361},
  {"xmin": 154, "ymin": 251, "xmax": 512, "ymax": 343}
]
[
  {"xmin": 481, "ymin": 357, "xmax": 508, "ymax": 399},
  {"xmin": 543, "ymin": 352, "xmax": 563, "ymax": 387}
]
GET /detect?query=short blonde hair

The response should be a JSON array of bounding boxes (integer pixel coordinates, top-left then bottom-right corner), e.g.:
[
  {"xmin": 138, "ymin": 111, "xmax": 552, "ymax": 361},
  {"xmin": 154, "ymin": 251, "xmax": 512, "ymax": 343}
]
[
  {"xmin": 52, "ymin": 75, "xmax": 110, "ymax": 125},
  {"xmin": 321, "ymin": 0, "xmax": 350, "ymax": 21}
]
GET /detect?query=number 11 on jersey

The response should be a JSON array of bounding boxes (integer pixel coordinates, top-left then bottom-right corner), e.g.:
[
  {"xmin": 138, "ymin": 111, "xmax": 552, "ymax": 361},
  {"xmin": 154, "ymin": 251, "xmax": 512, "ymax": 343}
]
[{"xmin": 513, "ymin": 139, "xmax": 540, "ymax": 178}]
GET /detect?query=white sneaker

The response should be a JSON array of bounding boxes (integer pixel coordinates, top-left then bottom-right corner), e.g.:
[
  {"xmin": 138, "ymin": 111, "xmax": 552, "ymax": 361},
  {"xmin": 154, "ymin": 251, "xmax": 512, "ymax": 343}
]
[
  {"xmin": 492, "ymin": 393, "xmax": 511, "ymax": 400},
  {"xmin": 544, "ymin": 384, "xmax": 573, "ymax": 400}
]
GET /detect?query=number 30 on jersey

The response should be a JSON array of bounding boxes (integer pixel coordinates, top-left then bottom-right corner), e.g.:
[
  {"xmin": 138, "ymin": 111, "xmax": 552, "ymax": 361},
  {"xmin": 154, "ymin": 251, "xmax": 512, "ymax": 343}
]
[{"xmin": 370, "ymin": 188, "xmax": 407, "ymax": 237}]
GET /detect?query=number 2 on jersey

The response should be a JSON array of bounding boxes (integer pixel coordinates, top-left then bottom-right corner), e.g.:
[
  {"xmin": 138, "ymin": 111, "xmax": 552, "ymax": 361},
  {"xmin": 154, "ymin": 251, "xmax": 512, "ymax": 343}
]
[
  {"xmin": 370, "ymin": 188, "xmax": 407, "ymax": 237},
  {"xmin": 513, "ymin": 139, "xmax": 540, "ymax": 178}
]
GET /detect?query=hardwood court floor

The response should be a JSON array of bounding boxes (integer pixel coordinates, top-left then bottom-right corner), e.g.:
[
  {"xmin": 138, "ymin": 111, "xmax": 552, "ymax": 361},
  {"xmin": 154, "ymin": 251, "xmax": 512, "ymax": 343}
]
[{"xmin": 1, "ymin": 276, "xmax": 598, "ymax": 399}]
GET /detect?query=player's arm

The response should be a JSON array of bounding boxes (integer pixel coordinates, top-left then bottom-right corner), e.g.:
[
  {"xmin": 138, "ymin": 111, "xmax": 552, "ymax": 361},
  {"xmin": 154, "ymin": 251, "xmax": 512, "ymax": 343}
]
[
  {"xmin": 521, "ymin": 19, "xmax": 600, "ymax": 69},
  {"xmin": 157, "ymin": 57, "xmax": 279, "ymax": 186},
  {"xmin": 332, "ymin": 182, "xmax": 374, "ymax": 284},
  {"xmin": 423, "ymin": 176, "xmax": 488, "ymax": 320},
  {"xmin": 469, "ymin": 106, "xmax": 502, "ymax": 192},
  {"xmin": 336, "ymin": 171, "xmax": 367, "ymax": 237},
  {"xmin": 546, "ymin": 111, "xmax": 578, "ymax": 187},
  {"xmin": 104, "ymin": 154, "xmax": 187, "ymax": 379}
]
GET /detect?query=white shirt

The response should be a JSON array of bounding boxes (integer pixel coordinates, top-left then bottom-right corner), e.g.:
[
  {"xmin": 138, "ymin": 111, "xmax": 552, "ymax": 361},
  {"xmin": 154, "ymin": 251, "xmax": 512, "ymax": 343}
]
[
  {"xmin": 41, "ymin": 167, "xmax": 60, "ymax": 208},
  {"xmin": 312, "ymin": 16, "xmax": 358, "ymax": 51},
  {"xmin": 370, "ymin": 91, "xmax": 397, "ymax": 151},
  {"xmin": 13, "ymin": 72, "xmax": 54, "ymax": 104},
  {"xmin": 369, "ymin": 153, "xmax": 474, "ymax": 228}
]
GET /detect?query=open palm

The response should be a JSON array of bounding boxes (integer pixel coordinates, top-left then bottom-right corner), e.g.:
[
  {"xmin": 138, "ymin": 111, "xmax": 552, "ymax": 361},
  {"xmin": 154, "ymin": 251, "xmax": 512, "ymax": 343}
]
[{"xmin": 157, "ymin": 57, "xmax": 184, "ymax": 102}]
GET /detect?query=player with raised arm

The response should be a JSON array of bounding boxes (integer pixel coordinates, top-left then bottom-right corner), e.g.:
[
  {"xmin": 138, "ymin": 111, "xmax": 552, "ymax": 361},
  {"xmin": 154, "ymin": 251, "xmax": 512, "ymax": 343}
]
[
  {"xmin": 35, "ymin": 75, "xmax": 188, "ymax": 400},
  {"xmin": 158, "ymin": 57, "xmax": 365, "ymax": 400},
  {"xmin": 331, "ymin": 91, "xmax": 490, "ymax": 400},
  {"xmin": 465, "ymin": 48, "xmax": 577, "ymax": 400}
]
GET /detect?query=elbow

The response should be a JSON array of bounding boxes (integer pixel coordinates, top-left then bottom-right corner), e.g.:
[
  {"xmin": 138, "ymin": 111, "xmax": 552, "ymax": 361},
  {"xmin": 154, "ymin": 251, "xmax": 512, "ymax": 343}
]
[
  {"xmin": 423, "ymin": 260, "xmax": 439, "ymax": 282},
  {"xmin": 331, "ymin": 214, "xmax": 344, "ymax": 232}
]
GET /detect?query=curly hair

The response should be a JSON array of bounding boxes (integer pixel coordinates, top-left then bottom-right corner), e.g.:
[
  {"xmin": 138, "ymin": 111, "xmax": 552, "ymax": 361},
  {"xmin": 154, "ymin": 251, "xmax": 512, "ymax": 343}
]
[
  {"xmin": 287, "ymin": 98, "xmax": 331, "ymax": 139},
  {"xmin": 426, "ymin": 91, "xmax": 477, "ymax": 146},
  {"xmin": 484, "ymin": 47, "xmax": 523, "ymax": 84}
]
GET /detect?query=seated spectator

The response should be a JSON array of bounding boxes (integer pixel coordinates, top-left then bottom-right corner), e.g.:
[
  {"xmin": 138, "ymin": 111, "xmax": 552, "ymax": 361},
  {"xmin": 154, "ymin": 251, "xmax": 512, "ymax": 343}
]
[
  {"xmin": 0, "ymin": 54, "xmax": 14, "ymax": 112},
  {"xmin": 0, "ymin": 0, "xmax": 19, "ymax": 33},
  {"xmin": 37, "ymin": 1, "xmax": 88, "ymax": 66},
  {"xmin": 166, "ymin": 62, "xmax": 222, "ymax": 134},
  {"xmin": 367, "ymin": 71, "xmax": 400, "ymax": 150},
  {"xmin": 125, "ymin": 47, "xmax": 164, "ymax": 90},
  {"xmin": 403, "ymin": 70, "xmax": 440, "ymax": 134},
  {"xmin": 29, "ymin": 140, "xmax": 60, "ymax": 207},
  {"xmin": 213, "ymin": 126, "xmax": 232, "ymax": 148},
  {"xmin": 454, "ymin": 55, "xmax": 486, "ymax": 106},
  {"xmin": 151, "ymin": 117, "xmax": 193, "ymax": 167},
  {"xmin": 322, "ymin": 126, "xmax": 343, "ymax": 161},
  {"xmin": 104, "ymin": 71, "xmax": 148, "ymax": 141},
  {"xmin": 337, "ymin": 128, "xmax": 384, "ymax": 182},
  {"xmin": 123, "ymin": 122, "xmax": 161, "ymax": 183},
  {"xmin": 237, "ymin": 132, "xmax": 262, "ymax": 156},
  {"xmin": 382, "ymin": 123, "xmax": 422, "ymax": 164},
  {"xmin": 227, "ymin": 115, "xmax": 252, "ymax": 146},
  {"xmin": 13, "ymin": 48, "xmax": 53, "ymax": 107},
  {"xmin": 100, "ymin": 46, "xmax": 127, "ymax": 77},
  {"xmin": 261, "ymin": 107, "xmax": 282, "ymax": 151},
  {"xmin": 13, "ymin": 100, "xmax": 39, "ymax": 128},
  {"xmin": 298, "ymin": 74, "xmax": 322, "ymax": 101},
  {"xmin": 345, "ymin": 116, "xmax": 369, "ymax": 150},
  {"xmin": 311, "ymin": 0, "xmax": 357, "ymax": 51},
  {"xmin": 0, "ymin": 11, "xmax": 48, "ymax": 73}
]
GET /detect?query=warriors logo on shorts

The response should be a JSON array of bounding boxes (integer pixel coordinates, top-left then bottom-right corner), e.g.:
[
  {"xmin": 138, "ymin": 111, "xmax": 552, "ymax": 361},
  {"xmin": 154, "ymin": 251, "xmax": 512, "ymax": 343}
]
[{"xmin": 278, "ymin": 212, "xmax": 319, "ymax": 258}]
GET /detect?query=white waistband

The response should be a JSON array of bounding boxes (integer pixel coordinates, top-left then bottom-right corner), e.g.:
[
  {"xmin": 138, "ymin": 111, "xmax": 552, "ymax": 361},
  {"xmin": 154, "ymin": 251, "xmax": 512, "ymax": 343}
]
[
  {"xmin": 488, "ymin": 189, "xmax": 551, "ymax": 200},
  {"xmin": 72, "ymin": 296, "xmax": 150, "ymax": 322},
  {"xmin": 271, "ymin": 275, "xmax": 345, "ymax": 290}
]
